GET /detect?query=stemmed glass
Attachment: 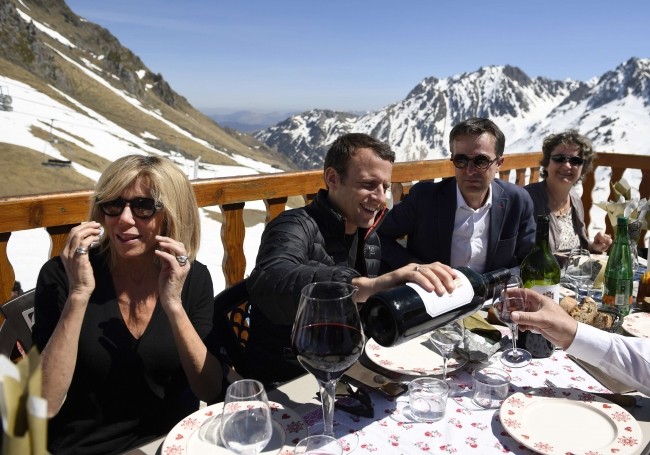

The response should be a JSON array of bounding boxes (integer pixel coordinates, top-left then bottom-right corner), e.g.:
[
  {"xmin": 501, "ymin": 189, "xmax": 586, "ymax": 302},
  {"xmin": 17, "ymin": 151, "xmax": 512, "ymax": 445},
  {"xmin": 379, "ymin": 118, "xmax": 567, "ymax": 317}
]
[
  {"xmin": 428, "ymin": 320, "xmax": 464, "ymax": 393},
  {"xmin": 291, "ymin": 282, "xmax": 364, "ymax": 439},
  {"xmin": 565, "ymin": 248, "xmax": 593, "ymax": 301},
  {"xmin": 220, "ymin": 379, "xmax": 273, "ymax": 454},
  {"xmin": 493, "ymin": 276, "xmax": 532, "ymax": 368}
]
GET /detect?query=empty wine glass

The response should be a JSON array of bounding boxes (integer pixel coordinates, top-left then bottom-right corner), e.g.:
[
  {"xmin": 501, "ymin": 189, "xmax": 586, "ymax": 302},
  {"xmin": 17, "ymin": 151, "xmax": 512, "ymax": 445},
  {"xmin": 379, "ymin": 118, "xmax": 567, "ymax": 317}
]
[
  {"xmin": 291, "ymin": 282, "xmax": 364, "ymax": 440},
  {"xmin": 493, "ymin": 276, "xmax": 532, "ymax": 368},
  {"xmin": 565, "ymin": 248, "xmax": 593, "ymax": 301},
  {"xmin": 428, "ymin": 320, "xmax": 464, "ymax": 393},
  {"xmin": 220, "ymin": 379, "xmax": 273, "ymax": 454}
]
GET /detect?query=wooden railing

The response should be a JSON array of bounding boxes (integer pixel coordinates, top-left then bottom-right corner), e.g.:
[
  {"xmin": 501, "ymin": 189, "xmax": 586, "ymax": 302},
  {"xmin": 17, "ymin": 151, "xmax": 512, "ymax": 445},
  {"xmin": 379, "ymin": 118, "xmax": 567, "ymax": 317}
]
[{"xmin": 1, "ymin": 151, "xmax": 649, "ymax": 303}]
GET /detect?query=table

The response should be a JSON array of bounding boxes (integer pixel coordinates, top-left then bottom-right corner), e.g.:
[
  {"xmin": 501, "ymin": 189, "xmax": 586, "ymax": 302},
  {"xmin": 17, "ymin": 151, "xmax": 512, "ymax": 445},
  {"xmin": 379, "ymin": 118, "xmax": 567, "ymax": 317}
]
[{"xmin": 125, "ymin": 349, "xmax": 650, "ymax": 455}]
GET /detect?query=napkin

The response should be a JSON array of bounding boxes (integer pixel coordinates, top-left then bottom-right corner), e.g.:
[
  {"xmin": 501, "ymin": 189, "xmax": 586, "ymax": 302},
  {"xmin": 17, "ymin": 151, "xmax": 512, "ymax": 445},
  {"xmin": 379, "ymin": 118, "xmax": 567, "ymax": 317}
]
[
  {"xmin": 0, "ymin": 348, "xmax": 49, "ymax": 455},
  {"xmin": 462, "ymin": 314, "xmax": 502, "ymax": 342},
  {"xmin": 594, "ymin": 177, "xmax": 650, "ymax": 239},
  {"xmin": 456, "ymin": 314, "xmax": 508, "ymax": 363}
]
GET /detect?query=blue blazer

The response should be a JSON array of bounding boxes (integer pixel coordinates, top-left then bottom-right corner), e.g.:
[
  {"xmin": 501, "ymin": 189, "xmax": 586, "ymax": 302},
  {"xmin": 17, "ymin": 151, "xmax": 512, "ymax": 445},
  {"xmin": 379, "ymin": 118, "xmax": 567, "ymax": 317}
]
[{"xmin": 378, "ymin": 177, "xmax": 536, "ymax": 272}]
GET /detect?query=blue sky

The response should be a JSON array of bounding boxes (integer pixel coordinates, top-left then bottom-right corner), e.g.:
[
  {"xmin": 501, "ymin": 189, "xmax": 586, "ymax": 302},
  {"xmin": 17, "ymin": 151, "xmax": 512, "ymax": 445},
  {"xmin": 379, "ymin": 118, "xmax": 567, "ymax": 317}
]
[{"xmin": 66, "ymin": 0, "xmax": 649, "ymax": 114}]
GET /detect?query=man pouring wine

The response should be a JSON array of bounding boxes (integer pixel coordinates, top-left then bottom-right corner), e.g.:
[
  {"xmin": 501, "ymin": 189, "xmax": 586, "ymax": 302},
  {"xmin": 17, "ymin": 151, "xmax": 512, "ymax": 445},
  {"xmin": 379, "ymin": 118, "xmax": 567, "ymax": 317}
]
[{"xmin": 244, "ymin": 133, "xmax": 458, "ymax": 385}]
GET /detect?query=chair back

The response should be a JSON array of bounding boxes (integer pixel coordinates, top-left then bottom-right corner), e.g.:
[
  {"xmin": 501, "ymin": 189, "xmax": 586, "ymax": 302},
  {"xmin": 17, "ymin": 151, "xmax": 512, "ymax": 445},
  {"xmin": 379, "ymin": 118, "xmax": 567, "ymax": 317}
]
[
  {"xmin": 214, "ymin": 280, "xmax": 251, "ymax": 375},
  {"xmin": 0, "ymin": 289, "xmax": 35, "ymax": 360}
]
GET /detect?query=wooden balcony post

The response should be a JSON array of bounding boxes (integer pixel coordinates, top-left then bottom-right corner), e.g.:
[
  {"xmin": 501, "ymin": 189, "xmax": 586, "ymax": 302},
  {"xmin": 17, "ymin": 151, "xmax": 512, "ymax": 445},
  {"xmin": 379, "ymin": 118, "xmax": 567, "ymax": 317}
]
[
  {"xmin": 220, "ymin": 202, "xmax": 246, "ymax": 287},
  {"xmin": 0, "ymin": 232, "xmax": 14, "ymax": 303},
  {"xmin": 264, "ymin": 197, "xmax": 288, "ymax": 224}
]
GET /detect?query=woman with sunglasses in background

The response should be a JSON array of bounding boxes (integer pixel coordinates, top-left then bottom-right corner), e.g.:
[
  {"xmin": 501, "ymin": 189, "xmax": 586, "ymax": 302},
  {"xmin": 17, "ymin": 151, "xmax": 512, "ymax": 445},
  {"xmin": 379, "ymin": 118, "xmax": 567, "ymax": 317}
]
[
  {"xmin": 33, "ymin": 155, "xmax": 225, "ymax": 454},
  {"xmin": 525, "ymin": 130, "xmax": 612, "ymax": 255}
]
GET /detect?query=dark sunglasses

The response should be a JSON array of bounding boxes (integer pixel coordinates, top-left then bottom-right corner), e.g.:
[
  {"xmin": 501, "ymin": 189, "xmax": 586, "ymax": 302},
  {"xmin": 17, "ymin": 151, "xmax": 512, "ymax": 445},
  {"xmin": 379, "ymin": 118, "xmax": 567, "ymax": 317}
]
[
  {"xmin": 550, "ymin": 154, "xmax": 584, "ymax": 166},
  {"xmin": 451, "ymin": 154, "xmax": 498, "ymax": 170},
  {"xmin": 98, "ymin": 197, "xmax": 163, "ymax": 219},
  {"xmin": 316, "ymin": 380, "xmax": 374, "ymax": 418}
]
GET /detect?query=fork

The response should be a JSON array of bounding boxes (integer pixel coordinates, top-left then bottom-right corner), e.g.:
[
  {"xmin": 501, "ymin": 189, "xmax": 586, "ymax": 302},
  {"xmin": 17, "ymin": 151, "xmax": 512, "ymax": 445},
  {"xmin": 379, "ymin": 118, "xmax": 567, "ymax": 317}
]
[
  {"xmin": 544, "ymin": 379, "xmax": 557, "ymax": 388},
  {"xmin": 544, "ymin": 378, "xmax": 637, "ymax": 407}
]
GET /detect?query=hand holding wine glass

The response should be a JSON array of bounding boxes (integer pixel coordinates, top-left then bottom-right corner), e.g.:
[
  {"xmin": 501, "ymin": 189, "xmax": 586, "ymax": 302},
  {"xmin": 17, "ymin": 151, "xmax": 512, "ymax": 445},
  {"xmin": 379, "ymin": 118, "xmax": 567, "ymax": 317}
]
[
  {"xmin": 291, "ymin": 282, "xmax": 364, "ymax": 439},
  {"xmin": 220, "ymin": 379, "xmax": 273, "ymax": 455},
  {"xmin": 493, "ymin": 276, "xmax": 534, "ymax": 368}
]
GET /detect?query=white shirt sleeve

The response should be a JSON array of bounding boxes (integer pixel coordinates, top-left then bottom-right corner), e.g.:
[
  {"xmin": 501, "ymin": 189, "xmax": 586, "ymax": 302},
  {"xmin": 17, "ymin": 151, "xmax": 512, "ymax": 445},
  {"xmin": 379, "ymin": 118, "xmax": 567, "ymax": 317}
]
[{"xmin": 566, "ymin": 322, "xmax": 650, "ymax": 396}]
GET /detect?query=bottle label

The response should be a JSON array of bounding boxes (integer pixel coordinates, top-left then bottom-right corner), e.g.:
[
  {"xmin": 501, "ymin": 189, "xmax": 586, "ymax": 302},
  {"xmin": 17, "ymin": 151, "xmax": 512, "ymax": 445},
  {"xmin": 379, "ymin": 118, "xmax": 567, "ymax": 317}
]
[
  {"xmin": 407, "ymin": 272, "xmax": 474, "ymax": 318},
  {"xmin": 603, "ymin": 278, "xmax": 633, "ymax": 315},
  {"xmin": 530, "ymin": 284, "xmax": 560, "ymax": 303}
]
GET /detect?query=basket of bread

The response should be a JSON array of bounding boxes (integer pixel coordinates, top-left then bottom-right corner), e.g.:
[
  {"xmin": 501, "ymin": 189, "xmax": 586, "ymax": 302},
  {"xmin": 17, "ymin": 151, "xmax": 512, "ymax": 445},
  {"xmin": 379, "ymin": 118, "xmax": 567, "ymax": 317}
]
[{"xmin": 559, "ymin": 295, "xmax": 622, "ymax": 332}]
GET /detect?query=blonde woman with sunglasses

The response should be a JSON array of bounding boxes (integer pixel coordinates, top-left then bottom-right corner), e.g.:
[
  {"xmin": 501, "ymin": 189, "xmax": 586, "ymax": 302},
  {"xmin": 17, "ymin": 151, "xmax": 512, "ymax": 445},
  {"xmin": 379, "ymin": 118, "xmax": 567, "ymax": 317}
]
[
  {"xmin": 33, "ymin": 155, "xmax": 225, "ymax": 455},
  {"xmin": 524, "ymin": 131, "xmax": 612, "ymax": 255}
]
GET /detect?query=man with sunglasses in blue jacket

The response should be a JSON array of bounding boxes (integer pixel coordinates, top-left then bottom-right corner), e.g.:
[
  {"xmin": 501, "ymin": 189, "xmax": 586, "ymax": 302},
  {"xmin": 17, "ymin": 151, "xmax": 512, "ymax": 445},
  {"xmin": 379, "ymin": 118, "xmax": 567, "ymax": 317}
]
[{"xmin": 378, "ymin": 117, "xmax": 536, "ymax": 274}]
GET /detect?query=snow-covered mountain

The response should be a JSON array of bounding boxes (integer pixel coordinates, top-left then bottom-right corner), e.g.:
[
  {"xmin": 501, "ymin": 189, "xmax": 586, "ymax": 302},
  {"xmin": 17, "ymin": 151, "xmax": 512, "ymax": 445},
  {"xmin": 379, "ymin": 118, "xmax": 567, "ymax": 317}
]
[
  {"xmin": 0, "ymin": 0, "xmax": 293, "ymax": 195},
  {"xmin": 255, "ymin": 58, "xmax": 650, "ymax": 169},
  {"xmin": 0, "ymin": 0, "xmax": 290, "ymax": 293}
]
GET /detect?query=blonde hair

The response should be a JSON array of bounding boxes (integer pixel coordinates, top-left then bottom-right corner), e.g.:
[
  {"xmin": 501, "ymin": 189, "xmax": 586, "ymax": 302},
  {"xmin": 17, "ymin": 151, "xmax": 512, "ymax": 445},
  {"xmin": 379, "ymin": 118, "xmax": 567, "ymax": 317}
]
[{"xmin": 89, "ymin": 155, "xmax": 201, "ymax": 266}]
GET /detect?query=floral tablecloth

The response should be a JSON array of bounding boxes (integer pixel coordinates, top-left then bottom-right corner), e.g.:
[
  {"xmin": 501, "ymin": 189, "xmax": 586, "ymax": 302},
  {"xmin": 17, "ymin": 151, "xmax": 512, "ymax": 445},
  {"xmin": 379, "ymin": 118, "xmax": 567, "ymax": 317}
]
[{"xmin": 301, "ymin": 351, "xmax": 642, "ymax": 454}]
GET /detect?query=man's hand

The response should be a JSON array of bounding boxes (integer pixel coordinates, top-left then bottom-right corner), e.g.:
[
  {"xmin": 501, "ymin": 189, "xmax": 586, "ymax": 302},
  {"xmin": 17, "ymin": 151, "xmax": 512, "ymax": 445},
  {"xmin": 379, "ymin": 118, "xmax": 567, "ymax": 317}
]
[
  {"xmin": 510, "ymin": 288, "xmax": 578, "ymax": 350},
  {"xmin": 353, "ymin": 262, "xmax": 456, "ymax": 303}
]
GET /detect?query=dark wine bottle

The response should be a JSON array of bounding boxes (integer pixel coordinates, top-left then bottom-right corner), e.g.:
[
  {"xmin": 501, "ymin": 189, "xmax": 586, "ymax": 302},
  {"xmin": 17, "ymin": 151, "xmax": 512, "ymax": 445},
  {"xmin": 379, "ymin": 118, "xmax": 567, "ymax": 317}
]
[
  {"xmin": 602, "ymin": 216, "xmax": 633, "ymax": 316},
  {"xmin": 360, "ymin": 267, "xmax": 510, "ymax": 347},
  {"xmin": 519, "ymin": 214, "xmax": 561, "ymax": 358}
]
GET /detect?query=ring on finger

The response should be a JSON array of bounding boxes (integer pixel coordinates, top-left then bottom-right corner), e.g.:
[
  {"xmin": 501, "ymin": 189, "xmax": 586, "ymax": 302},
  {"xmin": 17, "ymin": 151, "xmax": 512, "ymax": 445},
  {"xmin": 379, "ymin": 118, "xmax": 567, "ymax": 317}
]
[
  {"xmin": 76, "ymin": 246, "xmax": 89, "ymax": 255},
  {"xmin": 176, "ymin": 255, "xmax": 188, "ymax": 267},
  {"xmin": 415, "ymin": 265, "xmax": 420, "ymax": 272}
]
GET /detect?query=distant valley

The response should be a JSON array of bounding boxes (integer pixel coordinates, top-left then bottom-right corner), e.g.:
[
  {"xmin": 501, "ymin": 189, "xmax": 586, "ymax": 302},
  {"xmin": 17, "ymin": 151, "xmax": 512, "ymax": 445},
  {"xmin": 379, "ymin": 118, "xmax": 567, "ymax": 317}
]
[{"xmin": 207, "ymin": 110, "xmax": 298, "ymax": 133}]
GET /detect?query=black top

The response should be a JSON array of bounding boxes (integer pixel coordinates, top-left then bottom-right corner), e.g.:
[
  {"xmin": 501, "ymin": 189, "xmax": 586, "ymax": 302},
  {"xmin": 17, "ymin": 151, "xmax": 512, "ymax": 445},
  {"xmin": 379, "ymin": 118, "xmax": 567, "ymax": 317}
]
[
  {"xmin": 244, "ymin": 189, "xmax": 383, "ymax": 384},
  {"xmin": 33, "ymin": 250, "xmax": 215, "ymax": 455}
]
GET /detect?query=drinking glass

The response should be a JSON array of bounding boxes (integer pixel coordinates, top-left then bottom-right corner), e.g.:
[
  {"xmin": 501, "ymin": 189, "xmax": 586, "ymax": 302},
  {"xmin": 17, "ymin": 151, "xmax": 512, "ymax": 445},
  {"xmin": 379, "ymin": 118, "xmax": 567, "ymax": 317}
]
[
  {"xmin": 428, "ymin": 320, "xmax": 464, "ymax": 393},
  {"xmin": 220, "ymin": 379, "xmax": 273, "ymax": 454},
  {"xmin": 493, "ymin": 276, "xmax": 533, "ymax": 368},
  {"xmin": 565, "ymin": 248, "xmax": 593, "ymax": 300},
  {"xmin": 291, "ymin": 282, "xmax": 364, "ymax": 439}
]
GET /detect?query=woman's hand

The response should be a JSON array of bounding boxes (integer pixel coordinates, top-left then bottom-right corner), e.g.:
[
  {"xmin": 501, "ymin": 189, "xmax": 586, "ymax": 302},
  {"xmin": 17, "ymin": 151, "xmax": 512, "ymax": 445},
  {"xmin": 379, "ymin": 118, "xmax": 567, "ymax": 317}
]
[
  {"xmin": 592, "ymin": 231, "xmax": 612, "ymax": 253},
  {"xmin": 61, "ymin": 222, "xmax": 102, "ymax": 300},
  {"xmin": 155, "ymin": 235, "xmax": 190, "ymax": 314}
]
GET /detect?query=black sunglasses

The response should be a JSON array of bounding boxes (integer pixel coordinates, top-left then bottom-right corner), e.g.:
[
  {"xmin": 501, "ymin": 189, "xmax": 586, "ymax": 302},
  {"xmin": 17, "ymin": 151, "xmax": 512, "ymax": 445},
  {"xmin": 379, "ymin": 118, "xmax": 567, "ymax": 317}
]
[
  {"xmin": 316, "ymin": 380, "xmax": 374, "ymax": 418},
  {"xmin": 450, "ymin": 154, "xmax": 499, "ymax": 170},
  {"xmin": 550, "ymin": 154, "xmax": 584, "ymax": 166},
  {"xmin": 98, "ymin": 197, "xmax": 163, "ymax": 219}
]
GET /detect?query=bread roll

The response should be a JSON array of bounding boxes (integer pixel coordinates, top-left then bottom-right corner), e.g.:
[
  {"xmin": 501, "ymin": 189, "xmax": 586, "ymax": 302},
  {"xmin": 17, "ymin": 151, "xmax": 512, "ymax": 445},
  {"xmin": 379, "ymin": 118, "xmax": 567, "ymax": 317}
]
[
  {"xmin": 568, "ymin": 297, "xmax": 598, "ymax": 324},
  {"xmin": 591, "ymin": 311, "xmax": 614, "ymax": 330},
  {"xmin": 559, "ymin": 296, "xmax": 578, "ymax": 314}
]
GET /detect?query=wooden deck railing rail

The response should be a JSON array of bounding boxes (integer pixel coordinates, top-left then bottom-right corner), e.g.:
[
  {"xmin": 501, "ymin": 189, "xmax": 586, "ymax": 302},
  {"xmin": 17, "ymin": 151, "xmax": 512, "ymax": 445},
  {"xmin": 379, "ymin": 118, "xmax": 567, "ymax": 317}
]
[{"xmin": 1, "ymin": 151, "xmax": 649, "ymax": 303}]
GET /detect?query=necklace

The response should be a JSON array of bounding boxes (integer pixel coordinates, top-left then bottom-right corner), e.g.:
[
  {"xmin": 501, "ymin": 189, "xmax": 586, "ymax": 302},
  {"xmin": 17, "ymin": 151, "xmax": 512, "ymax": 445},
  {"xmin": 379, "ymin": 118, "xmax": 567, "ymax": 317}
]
[{"xmin": 552, "ymin": 200, "xmax": 571, "ymax": 217}]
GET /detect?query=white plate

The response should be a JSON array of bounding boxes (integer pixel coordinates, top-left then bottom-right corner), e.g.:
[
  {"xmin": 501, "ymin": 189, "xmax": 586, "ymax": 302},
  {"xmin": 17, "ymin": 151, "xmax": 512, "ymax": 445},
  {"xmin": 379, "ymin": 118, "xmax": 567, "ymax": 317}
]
[
  {"xmin": 365, "ymin": 333, "xmax": 466, "ymax": 376},
  {"xmin": 500, "ymin": 389, "xmax": 643, "ymax": 454},
  {"xmin": 622, "ymin": 312, "xmax": 650, "ymax": 338},
  {"xmin": 161, "ymin": 401, "xmax": 308, "ymax": 455}
]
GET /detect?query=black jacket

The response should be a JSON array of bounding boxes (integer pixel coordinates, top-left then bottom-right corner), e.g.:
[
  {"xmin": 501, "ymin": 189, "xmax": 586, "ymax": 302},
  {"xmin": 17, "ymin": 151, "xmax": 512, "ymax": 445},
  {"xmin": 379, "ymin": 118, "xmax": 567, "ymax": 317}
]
[{"xmin": 244, "ymin": 189, "xmax": 382, "ymax": 383}]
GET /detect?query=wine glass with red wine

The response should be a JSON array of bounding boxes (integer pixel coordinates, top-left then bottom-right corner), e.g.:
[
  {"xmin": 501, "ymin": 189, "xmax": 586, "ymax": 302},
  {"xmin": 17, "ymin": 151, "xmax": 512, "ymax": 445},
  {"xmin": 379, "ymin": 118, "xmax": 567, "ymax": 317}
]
[{"xmin": 291, "ymin": 282, "xmax": 364, "ymax": 440}]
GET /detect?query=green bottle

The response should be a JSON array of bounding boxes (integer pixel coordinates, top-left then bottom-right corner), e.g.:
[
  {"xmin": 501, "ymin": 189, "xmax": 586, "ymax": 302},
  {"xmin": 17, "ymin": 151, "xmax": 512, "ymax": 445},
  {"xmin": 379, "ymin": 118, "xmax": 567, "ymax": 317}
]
[
  {"xmin": 519, "ymin": 215, "xmax": 562, "ymax": 358},
  {"xmin": 603, "ymin": 216, "xmax": 633, "ymax": 316},
  {"xmin": 520, "ymin": 215, "xmax": 562, "ymax": 302}
]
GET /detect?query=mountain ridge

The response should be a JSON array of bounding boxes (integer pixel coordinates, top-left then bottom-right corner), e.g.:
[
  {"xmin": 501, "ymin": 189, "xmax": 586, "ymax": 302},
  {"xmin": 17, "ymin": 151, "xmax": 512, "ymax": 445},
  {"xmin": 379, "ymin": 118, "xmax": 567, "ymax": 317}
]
[{"xmin": 255, "ymin": 58, "xmax": 650, "ymax": 169}]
